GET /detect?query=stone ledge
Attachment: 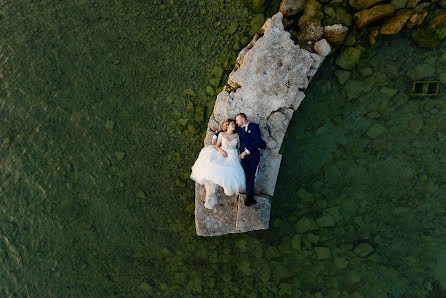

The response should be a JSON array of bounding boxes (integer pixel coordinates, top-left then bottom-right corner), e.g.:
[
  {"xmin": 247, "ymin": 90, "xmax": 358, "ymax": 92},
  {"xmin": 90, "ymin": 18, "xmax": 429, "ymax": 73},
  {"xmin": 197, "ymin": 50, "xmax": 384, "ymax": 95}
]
[
  {"xmin": 235, "ymin": 194, "xmax": 271, "ymax": 233},
  {"xmin": 195, "ymin": 183, "xmax": 271, "ymax": 236}
]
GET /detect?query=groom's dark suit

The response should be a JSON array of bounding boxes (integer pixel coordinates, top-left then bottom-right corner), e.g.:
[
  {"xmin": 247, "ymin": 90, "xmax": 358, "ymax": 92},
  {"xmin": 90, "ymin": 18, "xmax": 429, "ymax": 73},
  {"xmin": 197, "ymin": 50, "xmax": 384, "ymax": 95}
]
[{"xmin": 215, "ymin": 122, "xmax": 263, "ymax": 198}]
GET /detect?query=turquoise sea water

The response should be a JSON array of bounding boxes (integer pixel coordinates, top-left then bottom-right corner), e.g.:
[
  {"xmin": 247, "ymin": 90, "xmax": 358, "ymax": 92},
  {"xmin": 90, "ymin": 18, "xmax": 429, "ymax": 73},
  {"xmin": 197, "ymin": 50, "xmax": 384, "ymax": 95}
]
[{"xmin": 1, "ymin": 0, "xmax": 446, "ymax": 296}]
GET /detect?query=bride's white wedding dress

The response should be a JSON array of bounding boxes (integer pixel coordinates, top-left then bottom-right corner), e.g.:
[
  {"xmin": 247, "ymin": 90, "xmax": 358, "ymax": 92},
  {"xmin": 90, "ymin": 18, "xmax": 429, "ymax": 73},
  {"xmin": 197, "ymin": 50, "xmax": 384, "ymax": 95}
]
[{"xmin": 190, "ymin": 132, "xmax": 246, "ymax": 209}]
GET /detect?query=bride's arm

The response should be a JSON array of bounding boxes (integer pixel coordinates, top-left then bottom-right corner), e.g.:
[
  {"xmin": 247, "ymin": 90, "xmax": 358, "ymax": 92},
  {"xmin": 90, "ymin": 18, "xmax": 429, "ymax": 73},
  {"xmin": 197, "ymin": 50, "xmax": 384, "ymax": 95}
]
[{"xmin": 215, "ymin": 133, "xmax": 227, "ymax": 157}]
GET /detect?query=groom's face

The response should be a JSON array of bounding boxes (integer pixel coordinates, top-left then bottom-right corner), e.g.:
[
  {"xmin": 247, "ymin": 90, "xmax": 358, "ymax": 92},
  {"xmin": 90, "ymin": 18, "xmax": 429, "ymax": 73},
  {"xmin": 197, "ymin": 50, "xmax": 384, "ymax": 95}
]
[{"xmin": 236, "ymin": 115, "xmax": 245, "ymax": 127}]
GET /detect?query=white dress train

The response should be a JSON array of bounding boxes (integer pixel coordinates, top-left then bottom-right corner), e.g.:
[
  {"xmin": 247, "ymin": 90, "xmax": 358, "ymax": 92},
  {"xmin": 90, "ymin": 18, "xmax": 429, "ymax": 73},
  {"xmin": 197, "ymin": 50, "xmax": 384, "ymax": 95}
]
[{"xmin": 190, "ymin": 133, "xmax": 246, "ymax": 209}]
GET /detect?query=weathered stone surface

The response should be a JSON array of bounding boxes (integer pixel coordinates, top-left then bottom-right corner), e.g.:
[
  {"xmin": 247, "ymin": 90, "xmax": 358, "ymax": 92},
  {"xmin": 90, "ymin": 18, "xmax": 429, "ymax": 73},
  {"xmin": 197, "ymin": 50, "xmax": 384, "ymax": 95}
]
[
  {"xmin": 323, "ymin": 24, "xmax": 349, "ymax": 46},
  {"xmin": 196, "ymin": 12, "xmax": 328, "ymax": 236},
  {"xmin": 254, "ymin": 150, "xmax": 282, "ymax": 196},
  {"xmin": 353, "ymin": 4, "xmax": 396, "ymax": 29},
  {"xmin": 235, "ymin": 195, "xmax": 271, "ymax": 232},
  {"xmin": 195, "ymin": 182, "xmax": 272, "ymax": 236},
  {"xmin": 280, "ymin": 0, "xmax": 307, "ymax": 16},
  {"xmin": 380, "ymin": 11, "xmax": 413, "ymax": 34},
  {"xmin": 195, "ymin": 183, "xmax": 239, "ymax": 236},
  {"xmin": 349, "ymin": 0, "xmax": 384, "ymax": 10}
]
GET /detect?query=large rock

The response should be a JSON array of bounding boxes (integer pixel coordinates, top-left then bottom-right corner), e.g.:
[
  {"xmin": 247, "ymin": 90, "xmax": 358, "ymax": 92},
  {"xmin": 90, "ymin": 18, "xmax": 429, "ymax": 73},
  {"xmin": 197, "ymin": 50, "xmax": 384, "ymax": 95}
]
[
  {"xmin": 353, "ymin": 4, "xmax": 396, "ymax": 29},
  {"xmin": 196, "ymin": 12, "xmax": 327, "ymax": 236}
]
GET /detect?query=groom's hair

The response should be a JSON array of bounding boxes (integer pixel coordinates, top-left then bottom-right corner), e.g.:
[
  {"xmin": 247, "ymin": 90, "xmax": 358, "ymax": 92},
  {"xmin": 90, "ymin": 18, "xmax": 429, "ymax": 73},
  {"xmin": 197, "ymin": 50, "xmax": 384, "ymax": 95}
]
[{"xmin": 237, "ymin": 113, "xmax": 247, "ymax": 121}]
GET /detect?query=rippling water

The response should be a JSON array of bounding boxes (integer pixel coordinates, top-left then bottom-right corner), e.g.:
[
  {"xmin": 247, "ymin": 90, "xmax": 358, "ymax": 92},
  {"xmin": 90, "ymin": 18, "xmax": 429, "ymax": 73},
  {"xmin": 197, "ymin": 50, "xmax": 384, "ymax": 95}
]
[{"xmin": 1, "ymin": 0, "xmax": 445, "ymax": 296}]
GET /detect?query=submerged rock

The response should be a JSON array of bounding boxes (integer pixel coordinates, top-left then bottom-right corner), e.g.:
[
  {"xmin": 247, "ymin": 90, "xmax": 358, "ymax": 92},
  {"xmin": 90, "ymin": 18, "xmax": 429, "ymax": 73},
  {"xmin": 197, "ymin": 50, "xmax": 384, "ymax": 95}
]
[
  {"xmin": 412, "ymin": 13, "xmax": 446, "ymax": 48},
  {"xmin": 336, "ymin": 47, "xmax": 361, "ymax": 70},
  {"xmin": 366, "ymin": 123, "xmax": 387, "ymax": 138},
  {"xmin": 323, "ymin": 24, "xmax": 349, "ymax": 46},
  {"xmin": 296, "ymin": 216, "xmax": 318, "ymax": 233},
  {"xmin": 353, "ymin": 242, "xmax": 374, "ymax": 257},
  {"xmin": 349, "ymin": 0, "xmax": 384, "ymax": 11},
  {"xmin": 280, "ymin": 0, "xmax": 307, "ymax": 16},
  {"xmin": 353, "ymin": 4, "xmax": 396, "ymax": 29},
  {"xmin": 298, "ymin": 0, "xmax": 324, "ymax": 26},
  {"xmin": 406, "ymin": 10, "xmax": 428, "ymax": 29},
  {"xmin": 380, "ymin": 11, "xmax": 414, "ymax": 34},
  {"xmin": 391, "ymin": 0, "xmax": 408, "ymax": 9},
  {"xmin": 295, "ymin": 19, "xmax": 324, "ymax": 51},
  {"xmin": 314, "ymin": 246, "xmax": 331, "ymax": 259},
  {"xmin": 406, "ymin": 63, "xmax": 435, "ymax": 80}
]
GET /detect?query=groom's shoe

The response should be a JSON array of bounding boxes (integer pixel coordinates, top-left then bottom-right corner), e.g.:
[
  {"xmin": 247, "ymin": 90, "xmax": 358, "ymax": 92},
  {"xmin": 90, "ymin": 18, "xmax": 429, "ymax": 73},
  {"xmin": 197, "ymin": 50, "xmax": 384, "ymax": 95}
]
[{"xmin": 244, "ymin": 195, "xmax": 257, "ymax": 206}]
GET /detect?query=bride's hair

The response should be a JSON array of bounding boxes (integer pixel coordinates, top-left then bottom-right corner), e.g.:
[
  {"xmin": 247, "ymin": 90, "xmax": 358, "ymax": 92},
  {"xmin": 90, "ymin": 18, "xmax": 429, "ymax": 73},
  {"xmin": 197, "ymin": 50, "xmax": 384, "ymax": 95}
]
[{"xmin": 222, "ymin": 119, "xmax": 236, "ymax": 132}]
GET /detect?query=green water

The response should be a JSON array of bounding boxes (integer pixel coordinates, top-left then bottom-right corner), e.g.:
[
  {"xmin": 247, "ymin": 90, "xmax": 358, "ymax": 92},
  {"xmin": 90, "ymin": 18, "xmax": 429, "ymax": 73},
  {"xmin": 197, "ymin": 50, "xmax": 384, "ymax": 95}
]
[{"xmin": 1, "ymin": 0, "xmax": 446, "ymax": 297}]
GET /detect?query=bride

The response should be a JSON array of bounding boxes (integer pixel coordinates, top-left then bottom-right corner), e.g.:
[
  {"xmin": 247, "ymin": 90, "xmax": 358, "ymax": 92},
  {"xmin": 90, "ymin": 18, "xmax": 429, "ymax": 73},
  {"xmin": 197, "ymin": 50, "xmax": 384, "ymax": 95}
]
[{"xmin": 190, "ymin": 119, "xmax": 246, "ymax": 209}]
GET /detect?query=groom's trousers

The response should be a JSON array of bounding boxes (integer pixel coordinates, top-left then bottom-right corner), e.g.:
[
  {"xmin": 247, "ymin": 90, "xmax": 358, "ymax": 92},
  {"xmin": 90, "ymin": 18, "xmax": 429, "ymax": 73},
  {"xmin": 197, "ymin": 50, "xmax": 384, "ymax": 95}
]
[{"xmin": 241, "ymin": 151, "xmax": 260, "ymax": 196}]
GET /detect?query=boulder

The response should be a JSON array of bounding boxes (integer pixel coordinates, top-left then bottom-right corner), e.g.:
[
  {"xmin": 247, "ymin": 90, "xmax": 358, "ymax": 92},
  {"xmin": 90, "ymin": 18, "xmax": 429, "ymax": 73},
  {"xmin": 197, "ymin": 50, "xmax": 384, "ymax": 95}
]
[{"xmin": 353, "ymin": 4, "xmax": 396, "ymax": 29}]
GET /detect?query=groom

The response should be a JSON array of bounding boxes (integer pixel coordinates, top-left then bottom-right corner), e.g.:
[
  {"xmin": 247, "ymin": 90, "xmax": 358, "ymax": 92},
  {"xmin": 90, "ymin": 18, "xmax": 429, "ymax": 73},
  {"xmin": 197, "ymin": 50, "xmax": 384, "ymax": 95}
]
[{"xmin": 212, "ymin": 113, "xmax": 265, "ymax": 206}]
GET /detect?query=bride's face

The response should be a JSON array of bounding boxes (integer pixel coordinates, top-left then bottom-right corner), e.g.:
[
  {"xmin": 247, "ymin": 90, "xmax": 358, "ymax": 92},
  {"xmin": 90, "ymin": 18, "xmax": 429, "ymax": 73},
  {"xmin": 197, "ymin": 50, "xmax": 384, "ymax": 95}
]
[{"xmin": 228, "ymin": 122, "xmax": 236, "ymax": 132}]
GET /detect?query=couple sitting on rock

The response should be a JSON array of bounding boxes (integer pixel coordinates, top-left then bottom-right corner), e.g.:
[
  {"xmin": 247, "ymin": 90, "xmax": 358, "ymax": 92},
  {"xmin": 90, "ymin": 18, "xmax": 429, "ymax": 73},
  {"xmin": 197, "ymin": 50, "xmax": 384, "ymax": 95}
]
[{"xmin": 190, "ymin": 113, "xmax": 266, "ymax": 209}]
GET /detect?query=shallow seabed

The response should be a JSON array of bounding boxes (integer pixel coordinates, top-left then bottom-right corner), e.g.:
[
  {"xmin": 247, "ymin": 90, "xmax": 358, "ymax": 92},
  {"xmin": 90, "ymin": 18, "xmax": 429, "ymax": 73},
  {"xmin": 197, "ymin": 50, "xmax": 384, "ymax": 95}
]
[
  {"xmin": 0, "ymin": 0, "xmax": 445, "ymax": 297},
  {"xmin": 277, "ymin": 33, "xmax": 446, "ymax": 296}
]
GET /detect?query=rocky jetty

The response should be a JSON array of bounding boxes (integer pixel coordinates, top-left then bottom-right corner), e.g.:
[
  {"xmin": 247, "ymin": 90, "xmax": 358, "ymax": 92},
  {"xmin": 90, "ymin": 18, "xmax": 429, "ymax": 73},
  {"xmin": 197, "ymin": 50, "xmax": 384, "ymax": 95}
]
[{"xmin": 195, "ymin": 12, "xmax": 334, "ymax": 236}]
